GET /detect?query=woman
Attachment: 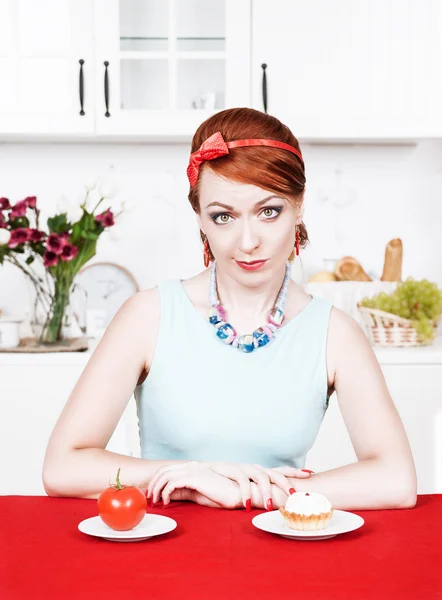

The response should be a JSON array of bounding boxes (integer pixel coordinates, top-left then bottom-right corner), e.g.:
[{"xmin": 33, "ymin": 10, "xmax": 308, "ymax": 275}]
[{"xmin": 42, "ymin": 108, "xmax": 417, "ymax": 512}]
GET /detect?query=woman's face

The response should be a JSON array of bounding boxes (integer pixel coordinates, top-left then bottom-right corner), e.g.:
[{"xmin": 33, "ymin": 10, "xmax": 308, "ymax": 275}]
[{"xmin": 197, "ymin": 167, "xmax": 303, "ymax": 278}]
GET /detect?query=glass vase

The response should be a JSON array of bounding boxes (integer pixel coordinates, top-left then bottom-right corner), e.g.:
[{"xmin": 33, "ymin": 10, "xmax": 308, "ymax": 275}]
[{"xmin": 29, "ymin": 277, "xmax": 84, "ymax": 344}]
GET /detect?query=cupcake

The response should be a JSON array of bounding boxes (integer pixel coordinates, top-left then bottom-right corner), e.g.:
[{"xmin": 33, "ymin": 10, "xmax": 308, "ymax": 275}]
[{"xmin": 279, "ymin": 491, "xmax": 333, "ymax": 531}]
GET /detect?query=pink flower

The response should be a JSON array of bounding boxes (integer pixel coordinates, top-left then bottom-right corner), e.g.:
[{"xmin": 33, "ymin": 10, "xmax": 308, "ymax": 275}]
[
  {"xmin": 60, "ymin": 243, "xmax": 78, "ymax": 262},
  {"xmin": 0, "ymin": 197, "xmax": 11, "ymax": 210},
  {"xmin": 59, "ymin": 232, "xmax": 70, "ymax": 242},
  {"xmin": 24, "ymin": 196, "xmax": 37, "ymax": 209},
  {"xmin": 46, "ymin": 233, "xmax": 66, "ymax": 255},
  {"xmin": 28, "ymin": 228, "xmax": 45, "ymax": 243},
  {"xmin": 95, "ymin": 209, "xmax": 115, "ymax": 228},
  {"xmin": 0, "ymin": 212, "xmax": 6, "ymax": 228},
  {"xmin": 8, "ymin": 227, "xmax": 30, "ymax": 248},
  {"xmin": 10, "ymin": 200, "xmax": 28, "ymax": 219},
  {"xmin": 43, "ymin": 250, "xmax": 58, "ymax": 268}
]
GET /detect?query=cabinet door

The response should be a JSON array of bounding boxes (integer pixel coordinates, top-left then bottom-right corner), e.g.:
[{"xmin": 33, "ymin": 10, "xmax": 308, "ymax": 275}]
[
  {"xmin": 307, "ymin": 364, "xmax": 442, "ymax": 495},
  {"xmin": 252, "ymin": 0, "xmax": 442, "ymax": 141},
  {"xmin": 0, "ymin": 363, "xmax": 137, "ymax": 496},
  {"xmin": 94, "ymin": 0, "xmax": 251, "ymax": 137},
  {"xmin": 0, "ymin": 0, "xmax": 94, "ymax": 135}
]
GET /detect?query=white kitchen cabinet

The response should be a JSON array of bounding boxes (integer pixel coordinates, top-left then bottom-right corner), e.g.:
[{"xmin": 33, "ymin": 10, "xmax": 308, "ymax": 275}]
[
  {"xmin": 0, "ymin": 359, "xmax": 139, "ymax": 497},
  {"xmin": 252, "ymin": 0, "xmax": 442, "ymax": 141},
  {"xmin": 1, "ymin": 338, "xmax": 441, "ymax": 496},
  {"xmin": 93, "ymin": 0, "xmax": 251, "ymax": 137},
  {"xmin": 307, "ymin": 364, "xmax": 442, "ymax": 495},
  {"xmin": 0, "ymin": 0, "xmax": 95, "ymax": 135}
]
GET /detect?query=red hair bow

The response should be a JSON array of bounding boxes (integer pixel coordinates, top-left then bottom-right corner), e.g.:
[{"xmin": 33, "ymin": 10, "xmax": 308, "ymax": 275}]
[
  {"xmin": 187, "ymin": 132, "xmax": 229, "ymax": 187},
  {"xmin": 187, "ymin": 131, "xmax": 304, "ymax": 187}
]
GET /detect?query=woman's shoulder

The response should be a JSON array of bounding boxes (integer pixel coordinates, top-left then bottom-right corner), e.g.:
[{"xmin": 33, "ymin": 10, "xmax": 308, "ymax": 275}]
[
  {"xmin": 326, "ymin": 304, "xmax": 373, "ymax": 384},
  {"xmin": 123, "ymin": 285, "xmax": 160, "ymax": 320}
]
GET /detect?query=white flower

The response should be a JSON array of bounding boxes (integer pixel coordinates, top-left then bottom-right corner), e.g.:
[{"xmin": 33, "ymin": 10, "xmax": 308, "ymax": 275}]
[
  {"xmin": 98, "ymin": 179, "xmax": 118, "ymax": 199},
  {"xmin": 82, "ymin": 189, "xmax": 100, "ymax": 212},
  {"xmin": 84, "ymin": 177, "xmax": 97, "ymax": 191},
  {"xmin": 0, "ymin": 228, "xmax": 11, "ymax": 245},
  {"xmin": 66, "ymin": 204, "xmax": 83, "ymax": 223}
]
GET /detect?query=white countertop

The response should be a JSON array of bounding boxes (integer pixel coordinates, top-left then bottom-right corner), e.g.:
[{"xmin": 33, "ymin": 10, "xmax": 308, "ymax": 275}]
[{"xmin": 1, "ymin": 335, "xmax": 442, "ymax": 366}]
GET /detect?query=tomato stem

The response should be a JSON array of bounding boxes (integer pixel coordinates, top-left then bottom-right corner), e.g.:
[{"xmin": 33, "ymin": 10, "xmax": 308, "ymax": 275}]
[{"xmin": 115, "ymin": 467, "xmax": 123, "ymax": 490}]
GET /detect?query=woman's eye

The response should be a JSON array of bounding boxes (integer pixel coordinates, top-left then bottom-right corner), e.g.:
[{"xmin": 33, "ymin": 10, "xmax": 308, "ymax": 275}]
[
  {"xmin": 262, "ymin": 208, "xmax": 279, "ymax": 218},
  {"xmin": 211, "ymin": 213, "xmax": 232, "ymax": 224},
  {"xmin": 210, "ymin": 207, "xmax": 282, "ymax": 225}
]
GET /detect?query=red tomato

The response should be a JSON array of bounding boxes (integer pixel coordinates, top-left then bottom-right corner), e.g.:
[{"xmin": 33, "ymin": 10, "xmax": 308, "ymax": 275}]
[{"xmin": 97, "ymin": 468, "xmax": 147, "ymax": 531}]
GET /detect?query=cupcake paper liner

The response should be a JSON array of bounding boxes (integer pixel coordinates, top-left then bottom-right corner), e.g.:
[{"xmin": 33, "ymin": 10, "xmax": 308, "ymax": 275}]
[{"xmin": 279, "ymin": 507, "xmax": 334, "ymax": 531}]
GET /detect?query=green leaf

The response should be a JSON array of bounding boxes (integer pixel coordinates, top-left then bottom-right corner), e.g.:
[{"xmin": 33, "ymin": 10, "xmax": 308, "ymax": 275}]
[
  {"xmin": 25, "ymin": 255, "xmax": 35, "ymax": 265},
  {"xmin": 48, "ymin": 213, "xmax": 69, "ymax": 234},
  {"xmin": 83, "ymin": 231, "xmax": 98, "ymax": 241},
  {"xmin": 9, "ymin": 217, "xmax": 30, "ymax": 229}
]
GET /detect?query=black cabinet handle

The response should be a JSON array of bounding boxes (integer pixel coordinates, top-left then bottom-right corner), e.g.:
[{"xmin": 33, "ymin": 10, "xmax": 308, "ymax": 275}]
[
  {"xmin": 79, "ymin": 59, "xmax": 85, "ymax": 116},
  {"xmin": 104, "ymin": 61, "xmax": 110, "ymax": 117},
  {"xmin": 261, "ymin": 63, "xmax": 268, "ymax": 114}
]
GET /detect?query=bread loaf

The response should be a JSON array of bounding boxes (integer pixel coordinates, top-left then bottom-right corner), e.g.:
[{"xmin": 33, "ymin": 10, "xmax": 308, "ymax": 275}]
[
  {"xmin": 381, "ymin": 238, "xmax": 402, "ymax": 281},
  {"xmin": 334, "ymin": 256, "xmax": 372, "ymax": 281},
  {"xmin": 308, "ymin": 271, "xmax": 339, "ymax": 283}
]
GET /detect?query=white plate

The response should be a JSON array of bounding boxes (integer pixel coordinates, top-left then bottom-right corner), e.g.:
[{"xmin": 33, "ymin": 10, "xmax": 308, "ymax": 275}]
[
  {"xmin": 78, "ymin": 513, "xmax": 177, "ymax": 542},
  {"xmin": 252, "ymin": 509, "xmax": 364, "ymax": 541}
]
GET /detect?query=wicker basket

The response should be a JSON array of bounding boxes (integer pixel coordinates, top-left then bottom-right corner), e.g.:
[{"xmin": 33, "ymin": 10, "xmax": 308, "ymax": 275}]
[{"xmin": 357, "ymin": 304, "xmax": 440, "ymax": 347}]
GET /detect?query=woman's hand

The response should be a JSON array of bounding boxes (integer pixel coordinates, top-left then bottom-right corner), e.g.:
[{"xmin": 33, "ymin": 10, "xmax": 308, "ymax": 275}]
[
  {"xmin": 203, "ymin": 462, "xmax": 313, "ymax": 510},
  {"xmin": 168, "ymin": 488, "xmax": 224, "ymax": 508},
  {"xmin": 146, "ymin": 462, "xmax": 242, "ymax": 509}
]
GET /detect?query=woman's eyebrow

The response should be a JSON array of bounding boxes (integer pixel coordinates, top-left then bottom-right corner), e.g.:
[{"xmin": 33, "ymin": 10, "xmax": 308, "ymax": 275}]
[{"xmin": 205, "ymin": 195, "xmax": 281, "ymax": 210}]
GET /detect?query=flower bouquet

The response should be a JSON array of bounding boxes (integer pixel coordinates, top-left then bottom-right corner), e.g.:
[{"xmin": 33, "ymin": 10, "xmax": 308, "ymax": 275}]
[{"xmin": 0, "ymin": 181, "xmax": 122, "ymax": 344}]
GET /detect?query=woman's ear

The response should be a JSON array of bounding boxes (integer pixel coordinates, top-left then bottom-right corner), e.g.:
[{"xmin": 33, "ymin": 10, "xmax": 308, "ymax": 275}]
[
  {"xmin": 296, "ymin": 202, "xmax": 305, "ymax": 225},
  {"xmin": 196, "ymin": 214, "xmax": 206, "ymax": 236}
]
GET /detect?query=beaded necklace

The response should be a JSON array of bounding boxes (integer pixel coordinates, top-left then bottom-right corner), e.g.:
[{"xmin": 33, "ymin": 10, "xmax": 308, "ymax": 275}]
[{"xmin": 208, "ymin": 260, "xmax": 292, "ymax": 353}]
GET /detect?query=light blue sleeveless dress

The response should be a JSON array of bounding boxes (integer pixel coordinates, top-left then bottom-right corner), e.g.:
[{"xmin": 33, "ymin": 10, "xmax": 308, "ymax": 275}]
[{"xmin": 134, "ymin": 279, "xmax": 333, "ymax": 469}]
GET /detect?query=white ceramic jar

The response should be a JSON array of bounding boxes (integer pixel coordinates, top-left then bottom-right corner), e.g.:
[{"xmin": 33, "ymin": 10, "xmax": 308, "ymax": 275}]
[{"xmin": 0, "ymin": 317, "xmax": 22, "ymax": 348}]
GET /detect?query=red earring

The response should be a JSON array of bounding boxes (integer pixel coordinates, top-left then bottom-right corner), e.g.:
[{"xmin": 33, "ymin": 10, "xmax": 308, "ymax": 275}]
[
  {"xmin": 295, "ymin": 228, "xmax": 300, "ymax": 256},
  {"xmin": 203, "ymin": 239, "xmax": 210, "ymax": 268}
]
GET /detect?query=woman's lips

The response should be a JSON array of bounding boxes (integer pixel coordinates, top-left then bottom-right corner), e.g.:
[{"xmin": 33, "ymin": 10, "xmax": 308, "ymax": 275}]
[{"xmin": 235, "ymin": 259, "xmax": 268, "ymax": 271}]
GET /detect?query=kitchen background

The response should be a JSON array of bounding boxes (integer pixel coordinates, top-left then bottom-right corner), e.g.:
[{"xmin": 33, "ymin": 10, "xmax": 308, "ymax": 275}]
[
  {"xmin": 0, "ymin": 0, "xmax": 441, "ymax": 496},
  {"xmin": 1, "ymin": 140, "xmax": 441, "ymax": 322}
]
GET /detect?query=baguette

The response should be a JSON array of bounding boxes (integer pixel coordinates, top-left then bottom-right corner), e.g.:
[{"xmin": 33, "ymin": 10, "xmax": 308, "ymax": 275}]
[{"xmin": 380, "ymin": 238, "xmax": 403, "ymax": 281}]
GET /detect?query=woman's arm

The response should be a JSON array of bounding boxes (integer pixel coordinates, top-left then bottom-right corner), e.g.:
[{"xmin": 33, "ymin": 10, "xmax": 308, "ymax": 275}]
[
  {"xmin": 42, "ymin": 288, "xmax": 191, "ymax": 499},
  {"xmin": 277, "ymin": 308, "xmax": 417, "ymax": 510}
]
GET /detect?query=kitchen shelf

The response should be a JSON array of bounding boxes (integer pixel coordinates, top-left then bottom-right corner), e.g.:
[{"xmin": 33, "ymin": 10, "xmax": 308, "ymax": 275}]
[{"xmin": 1, "ymin": 336, "xmax": 442, "ymax": 366}]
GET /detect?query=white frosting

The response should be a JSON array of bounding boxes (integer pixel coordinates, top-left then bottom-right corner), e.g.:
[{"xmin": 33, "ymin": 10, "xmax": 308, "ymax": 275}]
[{"xmin": 284, "ymin": 492, "xmax": 332, "ymax": 516}]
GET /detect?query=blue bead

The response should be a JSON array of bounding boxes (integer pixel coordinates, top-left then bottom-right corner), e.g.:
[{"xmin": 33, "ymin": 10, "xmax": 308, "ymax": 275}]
[
  {"xmin": 216, "ymin": 323, "xmax": 235, "ymax": 341},
  {"xmin": 237, "ymin": 334, "xmax": 255, "ymax": 353},
  {"xmin": 208, "ymin": 307, "xmax": 222, "ymax": 324},
  {"xmin": 253, "ymin": 328, "xmax": 271, "ymax": 347}
]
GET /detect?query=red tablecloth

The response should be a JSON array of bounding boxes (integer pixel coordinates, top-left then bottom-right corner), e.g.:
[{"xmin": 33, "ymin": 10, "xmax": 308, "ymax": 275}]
[{"xmin": 1, "ymin": 494, "xmax": 441, "ymax": 599}]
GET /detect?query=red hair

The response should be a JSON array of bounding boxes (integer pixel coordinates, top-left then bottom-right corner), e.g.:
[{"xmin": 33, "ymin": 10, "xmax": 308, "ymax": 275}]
[{"xmin": 188, "ymin": 107, "xmax": 308, "ymax": 261}]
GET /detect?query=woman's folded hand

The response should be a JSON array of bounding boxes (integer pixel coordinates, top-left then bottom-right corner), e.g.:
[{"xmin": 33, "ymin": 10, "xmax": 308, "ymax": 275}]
[
  {"xmin": 146, "ymin": 461, "xmax": 313, "ymax": 510},
  {"xmin": 204, "ymin": 462, "xmax": 313, "ymax": 510},
  {"xmin": 146, "ymin": 461, "xmax": 243, "ymax": 509}
]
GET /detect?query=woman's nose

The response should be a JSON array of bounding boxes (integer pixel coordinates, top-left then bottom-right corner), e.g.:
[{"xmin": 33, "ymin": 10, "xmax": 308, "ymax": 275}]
[{"xmin": 237, "ymin": 222, "xmax": 260, "ymax": 255}]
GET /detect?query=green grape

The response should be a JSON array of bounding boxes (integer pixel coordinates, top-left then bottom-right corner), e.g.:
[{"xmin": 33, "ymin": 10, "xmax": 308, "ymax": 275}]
[{"xmin": 359, "ymin": 277, "xmax": 442, "ymax": 343}]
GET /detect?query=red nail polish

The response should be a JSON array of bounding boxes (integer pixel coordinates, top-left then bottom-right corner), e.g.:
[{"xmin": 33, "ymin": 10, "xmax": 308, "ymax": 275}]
[
  {"xmin": 266, "ymin": 498, "xmax": 274, "ymax": 511},
  {"xmin": 302, "ymin": 469, "xmax": 315, "ymax": 474},
  {"xmin": 289, "ymin": 488, "xmax": 296, "ymax": 495},
  {"xmin": 245, "ymin": 499, "xmax": 252, "ymax": 512}
]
